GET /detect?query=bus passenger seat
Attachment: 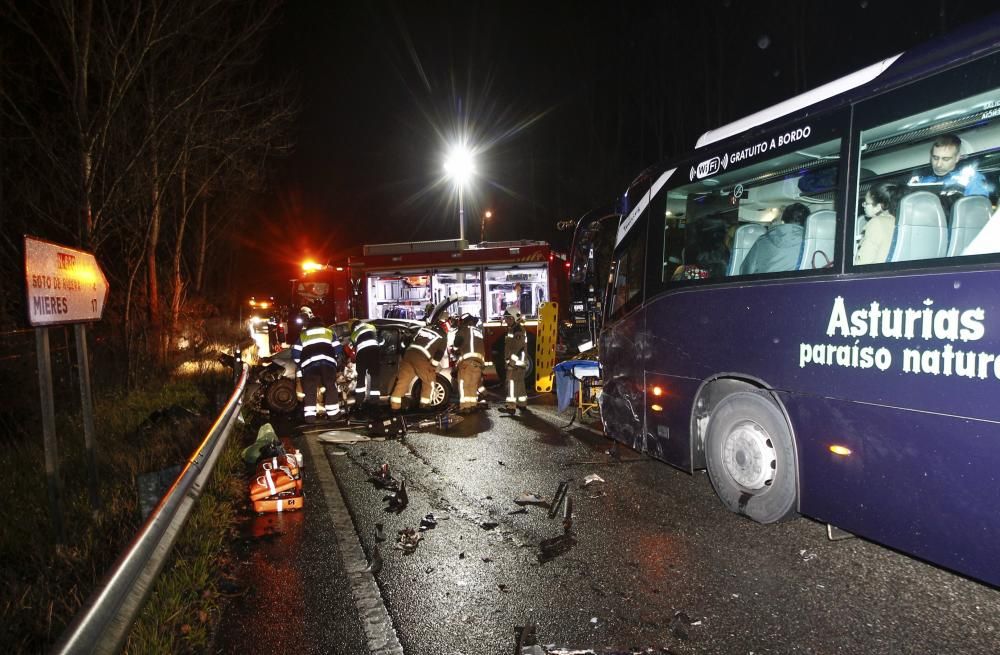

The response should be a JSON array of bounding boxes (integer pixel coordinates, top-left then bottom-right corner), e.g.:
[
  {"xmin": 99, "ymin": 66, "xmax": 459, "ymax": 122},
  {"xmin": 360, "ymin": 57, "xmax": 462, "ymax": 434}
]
[
  {"xmin": 796, "ymin": 209, "xmax": 836, "ymax": 269},
  {"xmin": 726, "ymin": 224, "xmax": 766, "ymax": 275},
  {"xmin": 946, "ymin": 195, "xmax": 992, "ymax": 257},
  {"xmin": 888, "ymin": 191, "xmax": 947, "ymax": 262}
]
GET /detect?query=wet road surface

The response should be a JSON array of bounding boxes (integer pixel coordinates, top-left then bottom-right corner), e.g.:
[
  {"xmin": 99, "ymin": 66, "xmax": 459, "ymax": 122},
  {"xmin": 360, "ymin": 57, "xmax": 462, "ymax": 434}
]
[{"xmin": 215, "ymin": 396, "xmax": 1000, "ymax": 654}]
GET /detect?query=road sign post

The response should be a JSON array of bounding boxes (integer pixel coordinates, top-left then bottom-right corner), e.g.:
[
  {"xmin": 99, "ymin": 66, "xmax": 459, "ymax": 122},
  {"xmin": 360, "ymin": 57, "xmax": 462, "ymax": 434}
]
[{"xmin": 24, "ymin": 236, "xmax": 109, "ymax": 539}]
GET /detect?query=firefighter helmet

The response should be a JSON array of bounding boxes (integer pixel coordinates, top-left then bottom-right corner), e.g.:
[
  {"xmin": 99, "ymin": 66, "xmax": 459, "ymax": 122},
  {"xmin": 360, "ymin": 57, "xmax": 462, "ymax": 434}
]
[
  {"xmin": 503, "ymin": 306, "xmax": 522, "ymax": 322},
  {"xmin": 300, "ymin": 306, "xmax": 314, "ymax": 319}
]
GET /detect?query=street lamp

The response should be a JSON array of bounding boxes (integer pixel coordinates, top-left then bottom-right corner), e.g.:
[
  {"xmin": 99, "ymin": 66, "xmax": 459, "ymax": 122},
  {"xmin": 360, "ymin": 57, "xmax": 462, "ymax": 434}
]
[
  {"xmin": 481, "ymin": 210, "xmax": 493, "ymax": 243},
  {"xmin": 444, "ymin": 143, "xmax": 476, "ymax": 243}
]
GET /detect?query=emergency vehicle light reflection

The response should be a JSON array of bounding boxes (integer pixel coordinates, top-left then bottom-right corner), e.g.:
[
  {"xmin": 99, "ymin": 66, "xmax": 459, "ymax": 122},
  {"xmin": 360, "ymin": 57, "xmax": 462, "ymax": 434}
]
[{"xmin": 828, "ymin": 444, "xmax": 852, "ymax": 456}]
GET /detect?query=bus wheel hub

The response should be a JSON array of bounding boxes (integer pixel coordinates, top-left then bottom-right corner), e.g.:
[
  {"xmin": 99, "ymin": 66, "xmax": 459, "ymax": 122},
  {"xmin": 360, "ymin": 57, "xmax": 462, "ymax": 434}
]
[{"xmin": 723, "ymin": 420, "xmax": 776, "ymax": 489}]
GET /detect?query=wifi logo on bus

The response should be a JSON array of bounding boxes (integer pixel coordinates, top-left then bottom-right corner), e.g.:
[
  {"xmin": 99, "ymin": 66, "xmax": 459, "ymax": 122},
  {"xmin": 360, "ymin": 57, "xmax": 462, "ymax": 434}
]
[{"xmin": 692, "ymin": 154, "xmax": 728, "ymax": 181}]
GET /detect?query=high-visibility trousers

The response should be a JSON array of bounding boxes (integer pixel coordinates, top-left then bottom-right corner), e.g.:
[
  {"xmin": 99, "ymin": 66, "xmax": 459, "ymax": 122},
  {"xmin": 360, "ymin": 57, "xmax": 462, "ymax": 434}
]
[
  {"xmin": 302, "ymin": 363, "xmax": 340, "ymax": 417},
  {"xmin": 354, "ymin": 346, "xmax": 382, "ymax": 402},
  {"xmin": 505, "ymin": 364, "xmax": 527, "ymax": 408},
  {"xmin": 457, "ymin": 358, "xmax": 484, "ymax": 409},
  {"xmin": 390, "ymin": 350, "xmax": 436, "ymax": 410}
]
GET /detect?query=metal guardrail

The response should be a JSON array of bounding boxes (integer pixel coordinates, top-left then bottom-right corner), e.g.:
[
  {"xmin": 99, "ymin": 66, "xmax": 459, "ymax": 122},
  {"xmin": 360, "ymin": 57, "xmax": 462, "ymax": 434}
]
[{"xmin": 53, "ymin": 363, "xmax": 251, "ymax": 655}]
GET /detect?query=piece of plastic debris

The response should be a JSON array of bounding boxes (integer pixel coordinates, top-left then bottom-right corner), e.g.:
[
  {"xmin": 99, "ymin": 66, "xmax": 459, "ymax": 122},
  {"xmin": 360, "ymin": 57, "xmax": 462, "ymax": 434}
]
[
  {"xmin": 670, "ymin": 610, "xmax": 697, "ymax": 640},
  {"xmin": 548, "ymin": 481, "xmax": 569, "ymax": 519},
  {"xmin": 480, "ymin": 521, "xmax": 499, "ymax": 530},
  {"xmin": 419, "ymin": 514, "xmax": 438, "ymax": 531},
  {"xmin": 459, "ymin": 552, "xmax": 465, "ymax": 559},
  {"xmin": 481, "ymin": 556, "xmax": 493, "ymax": 563},
  {"xmin": 374, "ymin": 523, "xmax": 386, "ymax": 542},
  {"xmin": 316, "ymin": 430, "xmax": 371, "ymax": 444},
  {"xmin": 508, "ymin": 507, "xmax": 528, "ymax": 515},
  {"xmin": 514, "ymin": 493, "xmax": 549, "ymax": 506},
  {"xmin": 590, "ymin": 617, "xmax": 598, "ymax": 624},
  {"xmin": 582, "ymin": 474, "xmax": 605, "ymax": 486},
  {"xmin": 498, "ymin": 583, "xmax": 509, "ymax": 592},
  {"xmin": 562, "ymin": 495, "xmax": 574, "ymax": 533},
  {"xmin": 383, "ymin": 479, "xmax": 408, "ymax": 513}
]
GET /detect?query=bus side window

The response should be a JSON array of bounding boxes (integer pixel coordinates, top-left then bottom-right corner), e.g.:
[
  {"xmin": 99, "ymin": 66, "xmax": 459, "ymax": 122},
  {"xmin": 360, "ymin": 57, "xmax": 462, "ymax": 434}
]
[
  {"xmin": 660, "ymin": 136, "xmax": 840, "ymax": 280},
  {"xmin": 856, "ymin": 85, "xmax": 1000, "ymax": 266}
]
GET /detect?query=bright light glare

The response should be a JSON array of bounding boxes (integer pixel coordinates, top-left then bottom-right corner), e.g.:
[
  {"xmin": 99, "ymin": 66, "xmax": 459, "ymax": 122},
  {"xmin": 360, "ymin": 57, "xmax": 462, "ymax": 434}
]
[
  {"xmin": 485, "ymin": 210, "xmax": 493, "ymax": 218},
  {"xmin": 302, "ymin": 260, "xmax": 323, "ymax": 272},
  {"xmin": 444, "ymin": 144, "xmax": 476, "ymax": 186}
]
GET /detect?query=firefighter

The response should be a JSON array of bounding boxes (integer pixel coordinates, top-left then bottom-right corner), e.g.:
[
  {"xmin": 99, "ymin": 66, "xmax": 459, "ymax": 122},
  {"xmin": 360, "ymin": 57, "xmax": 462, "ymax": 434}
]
[
  {"xmin": 347, "ymin": 318, "xmax": 381, "ymax": 406},
  {"xmin": 500, "ymin": 306, "xmax": 528, "ymax": 413},
  {"xmin": 453, "ymin": 313, "xmax": 486, "ymax": 413},
  {"xmin": 292, "ymin": 308, "xmax": 343, "ymax": 423},
  {"xmin": 390, "ymin": 311, "xmax": 449, "ymax": 411}
]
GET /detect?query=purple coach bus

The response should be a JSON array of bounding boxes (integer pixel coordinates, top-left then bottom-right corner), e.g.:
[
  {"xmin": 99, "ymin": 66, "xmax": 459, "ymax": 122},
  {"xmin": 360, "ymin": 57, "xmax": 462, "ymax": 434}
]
[{"xmin": 599, "ymin": 17, "xmax": 1000, "ymax": 587}]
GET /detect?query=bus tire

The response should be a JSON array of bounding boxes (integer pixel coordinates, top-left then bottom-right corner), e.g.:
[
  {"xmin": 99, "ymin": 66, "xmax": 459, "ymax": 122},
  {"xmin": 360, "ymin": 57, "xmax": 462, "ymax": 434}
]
[{"xmin": 705, "ymin": 391, "xmax": 798, "ymax": 524}]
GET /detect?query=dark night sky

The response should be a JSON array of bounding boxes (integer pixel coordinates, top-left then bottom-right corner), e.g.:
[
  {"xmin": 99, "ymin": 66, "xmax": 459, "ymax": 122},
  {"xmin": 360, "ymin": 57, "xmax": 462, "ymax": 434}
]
[{"xmin": 244, "ymin": 0, "xmax": 994, "ymax": 293}]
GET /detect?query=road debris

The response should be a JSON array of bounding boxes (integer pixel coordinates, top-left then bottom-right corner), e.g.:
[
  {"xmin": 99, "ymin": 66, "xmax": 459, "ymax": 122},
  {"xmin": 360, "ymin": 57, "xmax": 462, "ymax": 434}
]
[
  {"xmin": 369, "ymin": 463, "xmax": 399, "ymax": 490},
  {"xmin": 508, "ymin": 507, "xmax": 528, "ymax": 515},
  {"xmin": 514, "ymin": 493, "xmax": 549, "ymax": 506},
  {"xmin": 548, "ymin": 481, "xmax": 570, "ymax": 519},
  {"xmin": 374, "ymin": 523, "xmax": 386, "ymax": 542},
  {"xmin": 395, "ymin": 527, "xmax": 422, "ymax": 553},
  {"xmin": 800, "ymin": 549, "xmax": 818, "ymax": 562},
  {"xmin": 669, "ymin": 610, "xmax": 700, "ymax": 640},
  {"xmin": 419, "ymin": 514, "xmax": 438, "ymax": 531},
  {"xmin": 383, "ymin": 479, "xmax": 408, "ymax": 513},
  {"xmin": 582, "ymin": 473, "xmax": 605, "ymax": 486},
  {"xmin": 480, "ymin": 521, "xmax": 499, "ymax": 530},
  {"xmin": 316, "ymin": 430, "xmax": 371, "ymax": 445}
]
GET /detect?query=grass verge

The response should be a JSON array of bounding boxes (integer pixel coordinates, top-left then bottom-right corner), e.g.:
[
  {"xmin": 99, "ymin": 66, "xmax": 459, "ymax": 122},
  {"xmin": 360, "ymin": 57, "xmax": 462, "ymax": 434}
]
[{"xmin": 0, "ymin": 365, "xmax": 246, "ymax": 653}]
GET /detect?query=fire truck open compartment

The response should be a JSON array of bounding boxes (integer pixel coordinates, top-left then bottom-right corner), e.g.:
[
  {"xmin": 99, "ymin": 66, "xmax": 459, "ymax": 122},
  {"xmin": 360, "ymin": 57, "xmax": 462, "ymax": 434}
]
[{"xmin": 364, "ymin": 264, "xmax": 548, "ymax": 323}]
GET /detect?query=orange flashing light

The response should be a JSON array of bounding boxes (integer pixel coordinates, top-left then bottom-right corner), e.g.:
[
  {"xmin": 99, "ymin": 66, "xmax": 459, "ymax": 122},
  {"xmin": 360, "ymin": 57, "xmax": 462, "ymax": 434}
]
[
  {"xmin": 651, "ymin": 385, "xmax": 664, "ymax": 397},
  {"xmin": 651, "ymin": 404, "xmax": 664, "ymax": 412},
  {"xmin": 828, "ymin": 445, "xmax": 852, "ymax": 456}
]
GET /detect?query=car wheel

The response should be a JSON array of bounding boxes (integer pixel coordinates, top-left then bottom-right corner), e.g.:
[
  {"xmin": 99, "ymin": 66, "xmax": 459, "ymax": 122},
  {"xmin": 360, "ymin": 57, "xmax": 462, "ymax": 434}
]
[
  {"xmin": 705, "ymin": 391, "xmax": 798, "ymax": 524},
  {"xmin": 265, "ymin": 378, "xmax": 298, "ymax": 414},
  {"xmin": 412, "ymin": 374, "xmax": 452, "ymax": 410}
]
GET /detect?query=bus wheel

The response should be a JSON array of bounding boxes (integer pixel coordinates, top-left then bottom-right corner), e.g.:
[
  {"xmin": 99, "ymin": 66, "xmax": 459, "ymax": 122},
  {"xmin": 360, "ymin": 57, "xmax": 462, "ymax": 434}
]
[{"xmin": 705, "ymin": 391, "xmax": 798, "ymax": 524}]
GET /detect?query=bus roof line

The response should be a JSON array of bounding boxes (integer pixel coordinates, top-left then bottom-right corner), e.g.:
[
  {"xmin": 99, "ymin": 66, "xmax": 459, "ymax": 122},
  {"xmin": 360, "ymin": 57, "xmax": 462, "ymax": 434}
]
[{"xmin": 695, "ymin": 54, "xmax": 901, "ymax": 150}]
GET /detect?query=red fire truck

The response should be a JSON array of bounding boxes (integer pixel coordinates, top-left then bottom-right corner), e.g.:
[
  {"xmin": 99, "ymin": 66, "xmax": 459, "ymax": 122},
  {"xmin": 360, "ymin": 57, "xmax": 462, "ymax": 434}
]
[{"xmin": 294, "ymin": 238, "xmax": 568, "ymax": 377}]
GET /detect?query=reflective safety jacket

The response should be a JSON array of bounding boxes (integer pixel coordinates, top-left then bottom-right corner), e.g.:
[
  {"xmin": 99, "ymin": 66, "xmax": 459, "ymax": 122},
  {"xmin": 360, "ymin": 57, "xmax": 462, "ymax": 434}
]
[
  {"xmin": 406, "ymin": 324, "xmax": 448, "ymax": 366},
  {"xmin": 292, "ymin": 324, "xmax": 342, "ymax": 374},
  {"xmin": 350, "ymin": 321, "xmax": 378, "ymax": 353},
  {"xmin": 504, "ymin": 323, "xmax": 527, "ymax": 368},
  {"xmin": 454, "ymin": 325, "xmax": 486, "ymax": 362}
]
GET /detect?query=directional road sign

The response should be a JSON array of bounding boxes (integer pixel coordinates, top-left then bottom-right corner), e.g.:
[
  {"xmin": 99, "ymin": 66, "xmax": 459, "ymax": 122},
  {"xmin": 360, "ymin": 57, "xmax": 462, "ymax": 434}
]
[{"xmin": 24, "ymin": 236, "xmax": 109, "ymax": 326}]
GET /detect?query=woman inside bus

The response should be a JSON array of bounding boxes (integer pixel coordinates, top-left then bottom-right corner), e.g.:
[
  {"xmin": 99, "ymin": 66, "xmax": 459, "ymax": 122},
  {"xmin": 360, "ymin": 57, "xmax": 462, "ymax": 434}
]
[{"xmin": 855, "ymin": 183, "xmax": 900, "ymax": 265}]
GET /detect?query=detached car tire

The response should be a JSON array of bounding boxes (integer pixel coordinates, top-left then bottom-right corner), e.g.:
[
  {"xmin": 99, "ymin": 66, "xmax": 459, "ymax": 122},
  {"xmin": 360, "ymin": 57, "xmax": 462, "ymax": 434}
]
[
  {"xmin": 265, "ymin": 378, "xmax": 299, "ymax": 414},
  {"xmin": 705, "ymin": 391, "xmax": 798, "ymax": 524}
]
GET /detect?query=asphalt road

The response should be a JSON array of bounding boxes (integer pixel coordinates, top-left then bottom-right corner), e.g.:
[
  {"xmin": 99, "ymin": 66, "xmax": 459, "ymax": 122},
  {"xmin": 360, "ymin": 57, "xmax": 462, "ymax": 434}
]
[{"xmin": 215, "ymin": 396, "xmax": 1000, "ymax": 654}]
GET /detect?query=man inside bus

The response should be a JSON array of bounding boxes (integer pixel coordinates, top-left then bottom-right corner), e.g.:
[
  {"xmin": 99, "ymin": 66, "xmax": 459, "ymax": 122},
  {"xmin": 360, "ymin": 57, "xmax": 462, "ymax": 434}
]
[
  {"xmin": 740, "ymin": 202, "xmax": 810, "ymax": 275},
  {"xmin": 906, "ymin": 133, "xmax": 991, "ymax": 203}
]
